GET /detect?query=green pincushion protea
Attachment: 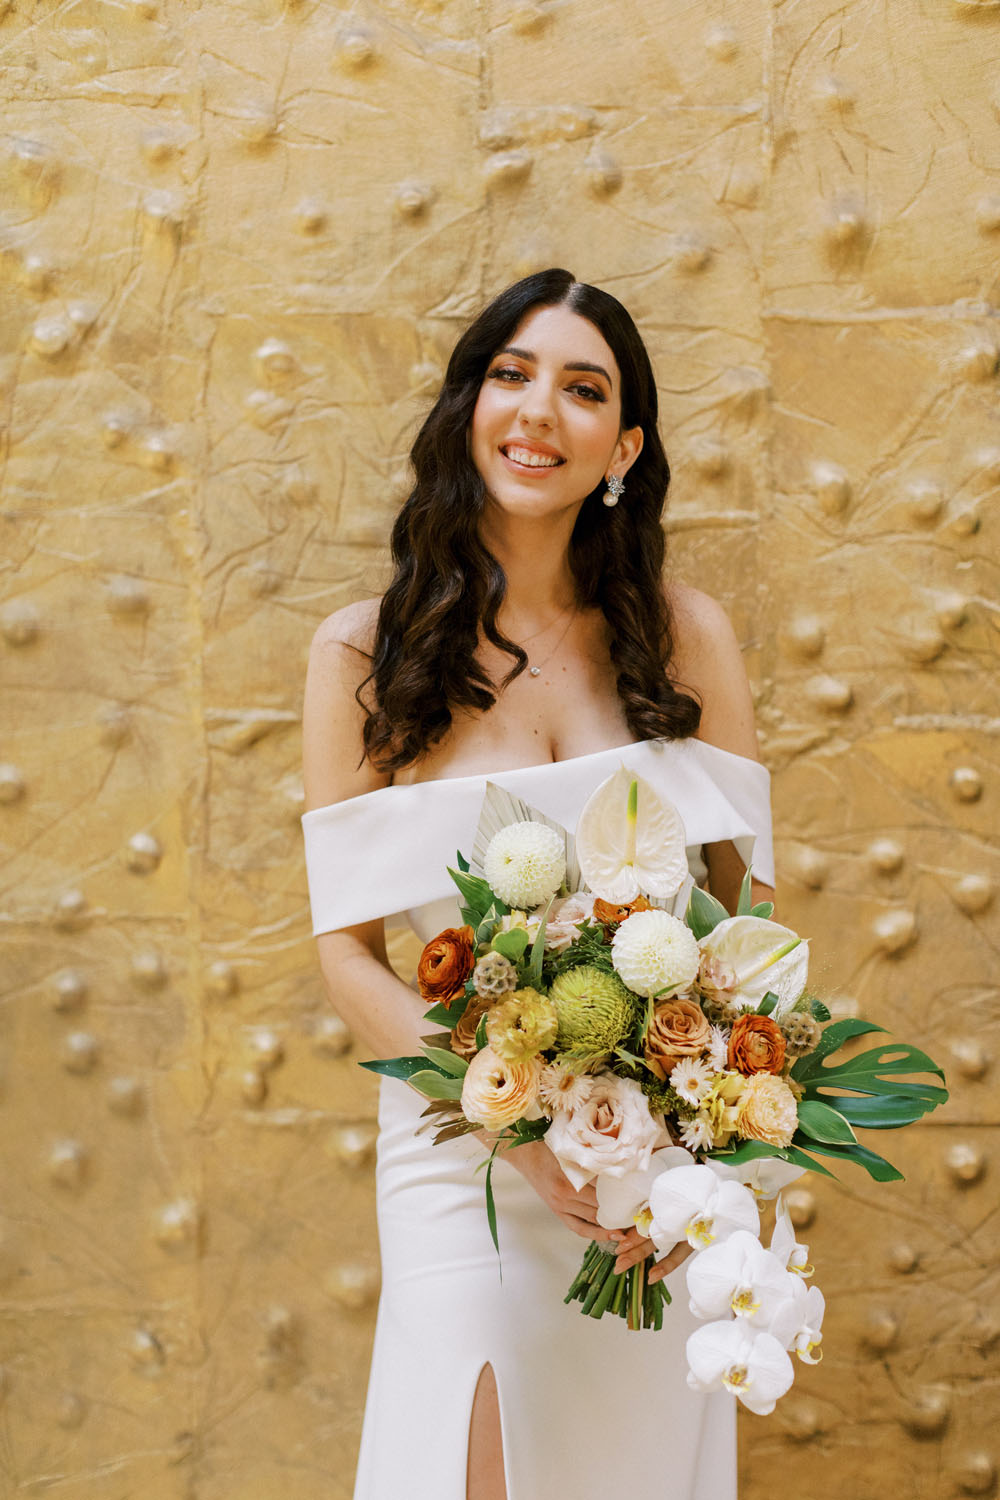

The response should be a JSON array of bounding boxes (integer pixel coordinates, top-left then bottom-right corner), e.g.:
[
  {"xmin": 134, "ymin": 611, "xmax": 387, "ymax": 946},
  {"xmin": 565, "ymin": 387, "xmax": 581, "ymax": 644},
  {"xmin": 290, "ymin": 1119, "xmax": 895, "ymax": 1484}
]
[{"xmin": 550, "ymin": 964, "xmax": 640, "ymax": 1061}]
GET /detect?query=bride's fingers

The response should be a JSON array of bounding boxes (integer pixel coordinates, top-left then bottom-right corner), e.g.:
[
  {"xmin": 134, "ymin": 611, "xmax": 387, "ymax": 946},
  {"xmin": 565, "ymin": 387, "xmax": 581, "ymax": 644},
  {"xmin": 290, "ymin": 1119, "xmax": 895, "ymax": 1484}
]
[
  {"xmin": 613, "ymin": 1235, "xmax": 655, "ymax": 1274},
  {"xmin": 648, "ymin": 1241, "xmax": 693, "ymax": 1283}
]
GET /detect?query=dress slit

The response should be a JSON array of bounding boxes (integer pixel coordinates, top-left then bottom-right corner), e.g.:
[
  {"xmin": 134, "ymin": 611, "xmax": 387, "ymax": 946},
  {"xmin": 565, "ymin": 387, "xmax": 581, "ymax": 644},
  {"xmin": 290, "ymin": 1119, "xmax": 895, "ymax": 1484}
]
[{"xmin": 464, "ymin": 1362, "xmax": 511, "ymax": 1500}]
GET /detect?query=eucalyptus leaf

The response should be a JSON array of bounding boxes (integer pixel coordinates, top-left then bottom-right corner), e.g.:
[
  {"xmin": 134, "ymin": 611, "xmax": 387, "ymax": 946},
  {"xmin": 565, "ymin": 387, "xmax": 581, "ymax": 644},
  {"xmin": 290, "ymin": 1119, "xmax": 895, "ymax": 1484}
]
[
  {"xmin": 406, "ymin": 1069, "xmax": 466, "ymax": 1101},
  {"xmin": 359, "ymin": 1055, "xmax": 436, "ymax": 1083},
  {"xmin": 423, "ymin": 998, "xmax": 466, "ymax": 1028},
  {"xmin": 485, "ymin": 1150, "xmax": 501, "ymax": 1273},
  {"xmin": 492, "ymin": 928, "xmax": 530, "ymax": 963},
  {"xmin": 421, "ymin": 1046, "xmax": 469, "ymax": 1078},
  {"xmin": 686, "ymin": 885, "xmax": 730, "ymax": 940},
  {"xmin": 525, "ymin": 899, "xmax": 552, "ymax": 989},
  {"xmin": 796, "ymin": 1099, "xmax": 858, "ymax": 1145}
]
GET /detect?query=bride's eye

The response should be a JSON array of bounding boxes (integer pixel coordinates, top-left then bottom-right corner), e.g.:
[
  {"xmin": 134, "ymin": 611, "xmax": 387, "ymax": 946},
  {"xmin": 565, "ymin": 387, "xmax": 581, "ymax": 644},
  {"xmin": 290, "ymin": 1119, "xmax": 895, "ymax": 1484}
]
[
  {"xmin": 486, "ymin": 365, "xmax": 526, "ymax": 383},
  {"xmin": 570, "ymin": 382, "xmax": 606, "ymax": 403}
]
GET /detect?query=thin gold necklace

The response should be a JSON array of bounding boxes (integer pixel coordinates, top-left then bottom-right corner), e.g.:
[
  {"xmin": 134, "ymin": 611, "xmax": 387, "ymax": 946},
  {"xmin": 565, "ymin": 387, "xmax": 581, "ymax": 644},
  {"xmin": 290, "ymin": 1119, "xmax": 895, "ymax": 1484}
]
[{"xmin": 523, "ymin": 605, "xmax": 579, "ymax": 678}]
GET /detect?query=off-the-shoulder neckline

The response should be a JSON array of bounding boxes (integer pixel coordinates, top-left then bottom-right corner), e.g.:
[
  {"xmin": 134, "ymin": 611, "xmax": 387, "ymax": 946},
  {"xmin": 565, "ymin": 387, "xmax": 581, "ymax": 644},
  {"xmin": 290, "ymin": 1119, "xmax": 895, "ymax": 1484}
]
[{"xmin": 302, "ymin": 735, "xmax": 769, "ymax": 820}]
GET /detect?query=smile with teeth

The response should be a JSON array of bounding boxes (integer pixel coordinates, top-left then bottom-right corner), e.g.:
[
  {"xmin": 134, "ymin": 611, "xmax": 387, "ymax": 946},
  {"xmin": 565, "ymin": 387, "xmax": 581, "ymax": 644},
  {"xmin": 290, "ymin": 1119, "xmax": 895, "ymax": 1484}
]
[{"xmin": 502, "ymin": 444, "xmax": 564, "ymax": 469}]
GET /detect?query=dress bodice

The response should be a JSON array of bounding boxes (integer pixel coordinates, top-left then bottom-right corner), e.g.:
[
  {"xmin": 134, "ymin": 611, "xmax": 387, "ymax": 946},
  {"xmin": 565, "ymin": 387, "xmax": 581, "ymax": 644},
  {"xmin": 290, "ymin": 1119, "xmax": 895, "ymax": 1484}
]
[{"xmin": 301, "ymin": 736, "xmax": 774, "ymax": 942}]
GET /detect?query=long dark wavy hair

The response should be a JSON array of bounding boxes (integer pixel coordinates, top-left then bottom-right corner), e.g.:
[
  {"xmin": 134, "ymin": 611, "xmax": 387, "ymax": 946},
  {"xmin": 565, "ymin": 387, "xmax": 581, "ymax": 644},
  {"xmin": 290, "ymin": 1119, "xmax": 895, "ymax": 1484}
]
[{"xmin": 360, "ymin": 268, "xmax": 702, "ymax": 771}]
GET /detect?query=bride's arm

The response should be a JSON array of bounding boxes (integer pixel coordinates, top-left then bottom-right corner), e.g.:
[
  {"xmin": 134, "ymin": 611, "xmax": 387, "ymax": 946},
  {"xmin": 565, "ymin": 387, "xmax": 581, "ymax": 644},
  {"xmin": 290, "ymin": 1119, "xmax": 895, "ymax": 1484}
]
[
  {"xmin": 666, "ymin": 582, "xmax": 777, "ymax": 917},
  {"xmin": 302, "ymin": 605, "xmax": 617, "ymax": 1245}
]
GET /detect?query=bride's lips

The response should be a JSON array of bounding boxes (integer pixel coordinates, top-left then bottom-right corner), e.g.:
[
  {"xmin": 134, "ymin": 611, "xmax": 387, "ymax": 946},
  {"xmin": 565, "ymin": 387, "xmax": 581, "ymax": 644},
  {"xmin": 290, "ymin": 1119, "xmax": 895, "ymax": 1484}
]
[{"xmin": 499, "ymin": 441, "xmax": 566, "ymax": 475}]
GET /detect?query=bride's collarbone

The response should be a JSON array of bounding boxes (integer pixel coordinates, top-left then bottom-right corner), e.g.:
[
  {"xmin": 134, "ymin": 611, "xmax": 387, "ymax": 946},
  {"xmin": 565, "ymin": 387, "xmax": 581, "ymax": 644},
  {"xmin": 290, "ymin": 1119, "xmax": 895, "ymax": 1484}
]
[{"xmin": 392, "ymin": 705, "xmax": 635, "ymax": 786}]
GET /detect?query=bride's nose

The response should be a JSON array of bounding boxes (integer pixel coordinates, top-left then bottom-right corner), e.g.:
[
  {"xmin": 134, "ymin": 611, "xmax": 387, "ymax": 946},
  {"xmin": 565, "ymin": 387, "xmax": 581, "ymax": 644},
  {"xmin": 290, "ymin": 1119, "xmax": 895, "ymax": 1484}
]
[{"xmin": 516, "ymin": 374, "xmax": 557, "ymax": 428}]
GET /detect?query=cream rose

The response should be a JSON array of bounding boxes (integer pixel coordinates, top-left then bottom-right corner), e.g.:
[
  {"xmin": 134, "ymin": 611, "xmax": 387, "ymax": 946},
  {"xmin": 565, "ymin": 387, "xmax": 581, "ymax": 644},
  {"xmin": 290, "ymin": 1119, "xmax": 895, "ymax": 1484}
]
[
  {"xmin": 736, "ymin": 1073, "xmax": 799, "ymax": 1148},
  {"xmin": 543, "ymin": 892, "xmax": 596, "ymax": 953},
  {"xmin": 544, "ymin": 1072, "xmax": 670, "ymax": 1191},
  {"xmin": 460, "ymin": 1045, "xmax": 541, "ymax": 1130}
]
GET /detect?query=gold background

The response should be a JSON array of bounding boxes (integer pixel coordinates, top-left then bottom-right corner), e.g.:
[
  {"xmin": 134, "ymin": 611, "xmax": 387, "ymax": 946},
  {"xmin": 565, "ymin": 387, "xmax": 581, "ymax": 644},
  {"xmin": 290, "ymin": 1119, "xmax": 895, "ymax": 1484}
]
[{"xmin": 2, "ymin": 0, "xmax": 998, "ymax": 1495}]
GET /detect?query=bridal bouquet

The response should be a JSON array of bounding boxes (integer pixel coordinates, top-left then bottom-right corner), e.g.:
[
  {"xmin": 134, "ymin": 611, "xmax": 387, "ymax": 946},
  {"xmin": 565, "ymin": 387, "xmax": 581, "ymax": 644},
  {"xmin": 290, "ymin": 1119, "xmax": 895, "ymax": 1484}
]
[{"xmin": 362, "ymin": 769, "xmax": 947, "ymax": 1414}]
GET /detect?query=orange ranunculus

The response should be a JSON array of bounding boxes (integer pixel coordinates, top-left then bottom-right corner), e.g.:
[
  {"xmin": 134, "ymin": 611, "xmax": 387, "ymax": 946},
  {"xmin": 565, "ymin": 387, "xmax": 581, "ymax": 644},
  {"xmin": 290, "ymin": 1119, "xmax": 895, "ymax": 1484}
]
[
  {"xmin": 592, "ymin": 894, "xmax": 652, "ymax": 936},
  {"xmin": 728, "ymin": 1013, "xmax": 787, "ymax": 1076},
  {"xmin": 417, "ymin": 925, "xmax": 476, "ymax": 1008}
]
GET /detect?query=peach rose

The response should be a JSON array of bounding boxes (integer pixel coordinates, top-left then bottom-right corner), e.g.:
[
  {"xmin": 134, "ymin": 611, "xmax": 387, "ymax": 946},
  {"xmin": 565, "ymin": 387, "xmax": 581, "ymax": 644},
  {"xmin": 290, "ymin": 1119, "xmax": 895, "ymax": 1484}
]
[
  {"xmin": 417, "ymin": 925, "xmax": 475, "ymax": 1008},
  {"xmin": 451, "ymin": 996, "xmax": 491, "ymax": 1061},
  {"xmin": 728, "ymin": 1014, "xmax": 787, "ymax": 1076},
  {"xmin": 460, "ymin": 1045, "xmax": 542, "ymax": 1130},
  {"xmin": 644, "ymin": 996, "xmax": 712, "ymax": 1081},
  {"xmin": 736, "ymin": 1073, "xmax": 798, "ymax": 1148}
]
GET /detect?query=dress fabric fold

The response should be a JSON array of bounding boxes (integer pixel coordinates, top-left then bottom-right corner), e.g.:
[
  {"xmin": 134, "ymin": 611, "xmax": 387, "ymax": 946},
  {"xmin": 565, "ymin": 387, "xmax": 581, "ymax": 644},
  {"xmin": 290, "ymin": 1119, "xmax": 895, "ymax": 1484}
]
[{"xmin": 301, "ymin": 736, "xmax": 774, "ymax": 1500}]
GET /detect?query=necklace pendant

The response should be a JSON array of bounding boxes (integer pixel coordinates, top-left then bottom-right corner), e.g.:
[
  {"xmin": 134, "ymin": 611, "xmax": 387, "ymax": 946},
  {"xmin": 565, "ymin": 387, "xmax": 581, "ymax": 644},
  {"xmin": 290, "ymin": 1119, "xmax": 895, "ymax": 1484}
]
[{"xmin": 529, "ymin": 665, "xmax": 541, "ymax": 677}]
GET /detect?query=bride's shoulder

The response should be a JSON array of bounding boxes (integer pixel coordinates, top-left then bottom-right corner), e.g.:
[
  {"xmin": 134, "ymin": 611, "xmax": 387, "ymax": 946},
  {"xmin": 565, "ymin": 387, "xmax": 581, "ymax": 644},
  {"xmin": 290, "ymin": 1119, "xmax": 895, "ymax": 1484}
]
[
  {"xmin": 303, "ymin": 597, "xmax": 388, "ymax": 811},
  {"xmin": 664, "ymin": 581, "xmax": 763, "ymax": 764}
]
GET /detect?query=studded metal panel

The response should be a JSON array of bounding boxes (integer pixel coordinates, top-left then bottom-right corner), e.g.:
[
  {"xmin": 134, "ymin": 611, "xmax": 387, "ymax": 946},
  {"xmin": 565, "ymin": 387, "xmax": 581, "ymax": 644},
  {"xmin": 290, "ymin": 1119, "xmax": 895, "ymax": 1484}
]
[{"xmin": 1, "ymin": 1, "xmax": 997, "ymax": 1496}]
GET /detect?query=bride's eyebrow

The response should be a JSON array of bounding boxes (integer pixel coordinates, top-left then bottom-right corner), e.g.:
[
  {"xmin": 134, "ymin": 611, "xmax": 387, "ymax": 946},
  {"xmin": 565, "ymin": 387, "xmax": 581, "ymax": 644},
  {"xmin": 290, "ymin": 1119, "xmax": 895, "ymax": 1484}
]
[{"xmin": 496, "ymin": 345, "xmax": 613, "ymax": 387}]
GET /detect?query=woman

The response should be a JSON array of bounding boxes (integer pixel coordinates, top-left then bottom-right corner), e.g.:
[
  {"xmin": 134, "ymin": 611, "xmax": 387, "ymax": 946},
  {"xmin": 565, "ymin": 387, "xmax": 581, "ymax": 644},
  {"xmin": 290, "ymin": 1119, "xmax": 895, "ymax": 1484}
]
[{"xmin": 301, "ymin": 269, "xmax": 775, "ymax": 1500}]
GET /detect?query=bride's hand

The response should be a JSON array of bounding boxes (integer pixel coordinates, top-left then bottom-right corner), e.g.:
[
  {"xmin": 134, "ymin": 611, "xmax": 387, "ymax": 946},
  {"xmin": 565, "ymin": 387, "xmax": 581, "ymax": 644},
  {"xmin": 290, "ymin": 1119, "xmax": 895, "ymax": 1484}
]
[
  {"xmin": 503, "ymin": 1140, "xmax": 627, "ymax": 1245},
  {"xmin": 612, "ymin": 1224, "xmax": 693, "ymax": 1283}
]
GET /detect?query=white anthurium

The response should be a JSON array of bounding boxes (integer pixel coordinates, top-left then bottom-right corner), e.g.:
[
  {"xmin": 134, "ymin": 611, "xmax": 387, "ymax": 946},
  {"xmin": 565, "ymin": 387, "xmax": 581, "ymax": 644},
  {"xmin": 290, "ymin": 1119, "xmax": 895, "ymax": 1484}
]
[
  {"xmin": 595, "ymin": 1146, "xmax": 694, "ymax": 1235},
  {"xmin": 575, "ymin": 767, "xmax": 689, "ymax": 905},
  {"xmin": 647, "ymin": 1163, "xmax": 760, "ymax": 1257},
  {"xmin": 768, "ymin": 1277, "xmax": 825, "ymax": 1364},
  {"xmin": 707, "ymin": 1154, "xmax": 807, "ymax": 1202},
  {"xmin": 685, "ymin": 1229, "xmax": 799, "ymax": 1328},
  {"xmin": 770, "ymin": 1198, "xmax": 813, "ymax": 1277},
  {"xmin": 697, "ymin": 915, "xmax": 810, "ymax": 1018},
  {"xmin": 686, "ymin": 1320, "xmax": 795, "ymax": 1415}
]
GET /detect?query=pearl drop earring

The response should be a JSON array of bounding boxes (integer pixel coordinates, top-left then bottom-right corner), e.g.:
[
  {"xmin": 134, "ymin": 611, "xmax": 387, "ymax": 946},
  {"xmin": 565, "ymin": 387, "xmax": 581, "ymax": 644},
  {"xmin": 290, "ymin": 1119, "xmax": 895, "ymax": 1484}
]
[{"xmin": 603, "ymin": 474, "xmax": 625, "ymax": 508}]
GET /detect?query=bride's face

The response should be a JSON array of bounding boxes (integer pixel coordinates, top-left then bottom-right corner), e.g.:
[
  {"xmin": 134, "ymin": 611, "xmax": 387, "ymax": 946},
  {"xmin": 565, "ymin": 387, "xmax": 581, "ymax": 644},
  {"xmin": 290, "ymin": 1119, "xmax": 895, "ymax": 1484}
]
[{"xmin": 469, "ymin": 303, "xmax": 643, "ymax": 520}]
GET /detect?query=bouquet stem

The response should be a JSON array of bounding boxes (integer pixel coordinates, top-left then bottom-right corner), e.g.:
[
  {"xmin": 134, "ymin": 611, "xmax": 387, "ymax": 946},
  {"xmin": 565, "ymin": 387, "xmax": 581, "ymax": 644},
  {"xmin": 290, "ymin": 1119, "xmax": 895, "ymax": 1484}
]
[{"xmin": 564, "ymin": 1241, "xmax": 671, "ymax": 1330}]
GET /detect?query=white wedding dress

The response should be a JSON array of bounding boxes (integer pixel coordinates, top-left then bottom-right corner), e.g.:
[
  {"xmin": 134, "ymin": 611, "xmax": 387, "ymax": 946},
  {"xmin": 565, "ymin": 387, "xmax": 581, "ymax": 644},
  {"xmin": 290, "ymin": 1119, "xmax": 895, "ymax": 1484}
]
[{"xmin": 301, "ymin": 736, "xmax": 775, "ymax": 1500}]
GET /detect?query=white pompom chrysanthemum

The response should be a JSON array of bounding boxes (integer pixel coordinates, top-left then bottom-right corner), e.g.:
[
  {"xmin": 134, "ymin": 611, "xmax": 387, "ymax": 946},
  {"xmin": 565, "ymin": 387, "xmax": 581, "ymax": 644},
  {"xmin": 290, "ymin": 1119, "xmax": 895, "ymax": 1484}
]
[
  {"xmin": 611, "ymin": 908, "xmax": 701, "ymax": 1000},
  {"xmin": 483, "ymin": 821, "xmax": 566, "ymax": 909}
]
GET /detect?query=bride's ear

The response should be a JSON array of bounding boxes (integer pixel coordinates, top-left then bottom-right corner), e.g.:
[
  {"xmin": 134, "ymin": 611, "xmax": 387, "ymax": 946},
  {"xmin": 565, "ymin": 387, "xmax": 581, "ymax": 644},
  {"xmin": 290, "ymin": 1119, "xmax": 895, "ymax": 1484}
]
[{"xmin": 615, "ymin": 424, "xmax": 644, "ymax": 476}]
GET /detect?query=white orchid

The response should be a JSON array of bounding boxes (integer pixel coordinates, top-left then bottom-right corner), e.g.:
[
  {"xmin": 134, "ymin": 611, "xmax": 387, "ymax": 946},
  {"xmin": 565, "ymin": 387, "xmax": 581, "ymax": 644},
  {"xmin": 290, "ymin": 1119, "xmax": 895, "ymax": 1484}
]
[
  {"xmin": 687, "ymin": 1321, "xmax": 795, "ymax": 1414},
  {"xmin": 594, "ymin": 1145, "xmax": 694, "ymax": 1234},
  {"xmin": 770, "ymin": 1198, "xmax": 813, "ymax": 1277},
  {"xmin": 697, "ymin": 915, "xmax": 809, "ymax": 1019},
  {"xmin": 575, "ymin": 767, "xmax": 689, "ymax": 904},
  {"xmin": 769, "ymin": 1276, "xmax": 826, "ymax": 1364},
  {"xmin": 685, "ymin": 1229, "xmax": 799, "ymax": 1328},
  {"xmin": 647, "ymin": 1163, "xmax": 760, "ymax": 1256},
  {"xmin": 708, "ymin": 1155, "xmax": 807, "ymax": 1202}
]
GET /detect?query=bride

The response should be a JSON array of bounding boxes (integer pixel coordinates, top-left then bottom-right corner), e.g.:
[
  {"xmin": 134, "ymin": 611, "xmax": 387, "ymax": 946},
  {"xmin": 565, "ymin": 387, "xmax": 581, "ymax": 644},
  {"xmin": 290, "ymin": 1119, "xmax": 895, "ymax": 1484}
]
[{"xmin": 301, "ymin": 269, "xmax": 775, "ymax": 1499}]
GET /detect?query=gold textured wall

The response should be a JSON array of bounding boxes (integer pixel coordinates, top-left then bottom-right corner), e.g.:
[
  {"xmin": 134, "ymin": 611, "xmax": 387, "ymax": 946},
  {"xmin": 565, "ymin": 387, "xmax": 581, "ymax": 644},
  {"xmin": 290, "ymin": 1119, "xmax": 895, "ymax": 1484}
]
[{"xmin": 2, "ymin": 0, "xmax": 998, "ymax": 1495}]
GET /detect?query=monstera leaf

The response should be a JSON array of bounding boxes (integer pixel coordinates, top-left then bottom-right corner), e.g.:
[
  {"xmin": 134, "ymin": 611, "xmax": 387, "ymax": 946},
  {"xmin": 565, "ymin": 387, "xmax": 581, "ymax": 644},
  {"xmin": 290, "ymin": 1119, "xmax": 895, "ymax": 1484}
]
[{"xmin": 791, "ymin": 1018, "xmax": 948, "ymax": 1130}]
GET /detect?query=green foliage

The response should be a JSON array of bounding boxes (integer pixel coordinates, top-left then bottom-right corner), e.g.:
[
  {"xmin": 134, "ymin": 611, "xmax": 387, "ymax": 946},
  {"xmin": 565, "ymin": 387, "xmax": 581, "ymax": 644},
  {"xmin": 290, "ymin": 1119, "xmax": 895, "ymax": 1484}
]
[
  {"xmin": 524, "ymin": 900, "xmax": 552, "ymax": 989},
  {"xmin": 736, "ymin": 866, "xmax": 754, "ymax": 915},
  {"xmin": 492, "ymin": 928, "xmax": 529, "ymax": 963},
  {"xmin": 795, "ymin": 1099, "xmax": 857, "ymax": 1145},
  {"xmin": 543, "ymin": 919, "xmax": 616, "ymax": 982},
  {"xmin": 423, "ymin": 998, "xmax": 466, "ymax": 1028},
  {"xmin": 756, "ymin": 990, "xmax": 779, "ymax": 1016},
  {"xmin": 448, "ymin": 866, "xmax": 509, "ymax": 929},
  {"xmin": 421, "ymin": 1046, "xmax": 469, "ymax": 1078},
  {"xmin": 686, "ymin": 885, "xmax": 730, "ymax": 939},
  {"xmin": 475, "ymin": 1011, "xmax": 489, "ymax": 1051},
  {"xmin": 360, "ymin": 1055, "xmax": 438, "ymax": 1083},
  {"xmin": 406, "ymin": 1069, "xmax": 465, "ymax": 1101},
  {"xmin": 791, "ymin": 1019, "xmax": 948, "ymax": 1129},
  {"xmin": 750, "ymin": 901, "xmax": 774, "ymax": 919}
]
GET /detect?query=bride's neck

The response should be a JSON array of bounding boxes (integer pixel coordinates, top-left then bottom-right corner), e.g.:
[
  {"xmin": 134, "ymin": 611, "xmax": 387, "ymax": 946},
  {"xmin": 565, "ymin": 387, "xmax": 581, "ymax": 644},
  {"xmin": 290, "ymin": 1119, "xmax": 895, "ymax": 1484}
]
[{"xmin": 479, "ymin": 512, "xmax": 578, "ymax": 630}]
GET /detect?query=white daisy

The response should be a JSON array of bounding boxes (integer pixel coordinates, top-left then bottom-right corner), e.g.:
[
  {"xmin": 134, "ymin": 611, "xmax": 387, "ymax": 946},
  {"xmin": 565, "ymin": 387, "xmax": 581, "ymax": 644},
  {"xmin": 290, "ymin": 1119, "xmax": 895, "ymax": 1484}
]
[
  {"xmin": 671, "ymin": 1056, "xmax": 713, "ymax": 1107},
  {"xmin": 679, "ymin": 1115, "xmax": 715, "ymax": 1154},
  {"xmin": 538, "ymin": 1061, "xmax": 593, "ymax": 1115},
  {"xmin": 708, "ymin": 1025, "xmax": 729, "ymax": 1071}
]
